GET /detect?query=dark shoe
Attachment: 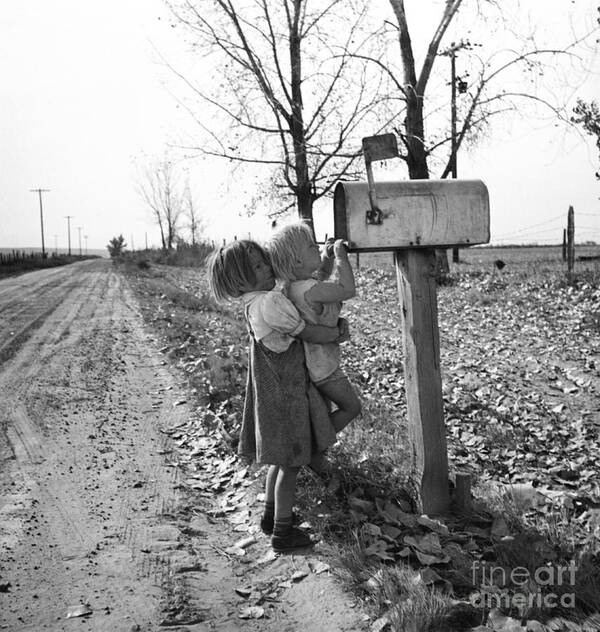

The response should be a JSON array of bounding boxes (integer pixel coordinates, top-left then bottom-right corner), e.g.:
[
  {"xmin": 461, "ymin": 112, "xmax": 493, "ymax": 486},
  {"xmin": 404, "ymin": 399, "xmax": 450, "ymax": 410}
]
[
  {"xmin": 271, "ymin": 526, "xmax": 314, "ymax": 552},
  {"xmin": 260, "ymin": 514, "xmax": 274, "ymax": 535},
  {"xmin": 260, "ymin": 512, "xmax": 298, "ymax": 535}
]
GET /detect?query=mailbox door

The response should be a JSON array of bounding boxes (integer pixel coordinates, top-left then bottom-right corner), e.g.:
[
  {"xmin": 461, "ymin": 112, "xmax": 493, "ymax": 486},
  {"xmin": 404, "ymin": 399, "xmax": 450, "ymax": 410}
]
[{"xmin": 334, "ymin": 179, "xmax": 490, "ymax": 251}]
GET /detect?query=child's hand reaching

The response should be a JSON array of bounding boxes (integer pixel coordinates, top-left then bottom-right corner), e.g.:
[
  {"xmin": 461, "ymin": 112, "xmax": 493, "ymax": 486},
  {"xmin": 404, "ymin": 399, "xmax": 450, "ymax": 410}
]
[
  {"xmin": 335, "ymin": 317, "xmax": 351, "ymax": 344},
  {"xmin": 333, "ymin": 239, "xmax": 348, "ymax": 259},
  {"xmin": 323, "ymin": 238, "xmax": 336, "ymax": 259}
]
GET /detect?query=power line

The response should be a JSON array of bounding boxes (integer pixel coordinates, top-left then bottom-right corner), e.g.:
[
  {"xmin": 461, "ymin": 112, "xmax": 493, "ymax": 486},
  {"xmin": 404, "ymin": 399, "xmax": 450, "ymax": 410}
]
[
  {"xmin": 493, "ymin": 213, "xmax": 564, "ymax": 239},
  {"xmin": 493, "ymin": 226, "xmax": 565, "ymax": 240}
]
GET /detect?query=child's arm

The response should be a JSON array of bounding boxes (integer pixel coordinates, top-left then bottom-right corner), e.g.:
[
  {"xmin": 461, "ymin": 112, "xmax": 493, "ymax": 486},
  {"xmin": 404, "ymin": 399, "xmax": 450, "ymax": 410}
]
[
  {"xmin": 313, "ymin": 238, "xmax": 335, "ymax": 281},
  {"xmin": 305, "ymin": 240, "xmax": 356, "ymax": 303},
  {"xmin": 261, "ymin": 291, "xmax": 345, "ymax": 344},
  {"xmin": 297, "ymin": 322, "xmax": 343, "ymax": 344},
  {"xmin": 297, "ymin": 318, "xmax": 350, "ymax": 345}
]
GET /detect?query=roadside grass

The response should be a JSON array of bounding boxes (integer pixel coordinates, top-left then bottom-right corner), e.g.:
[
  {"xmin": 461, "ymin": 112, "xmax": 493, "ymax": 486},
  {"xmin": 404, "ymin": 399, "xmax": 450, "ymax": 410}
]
[
  {"xmin": 337, "ymin": 540, "xmax": 461, "ymax": 632},
  {"xmin": 121, "ymin": 247, "xmax": 600, "ymax": 631},
  {"xmin": 115, "ymin": 242, "xmax": 214, "ymax": 269},
  {"xmin": 476, "ymin": 482, "xmax": 600, "ymax": 621}
]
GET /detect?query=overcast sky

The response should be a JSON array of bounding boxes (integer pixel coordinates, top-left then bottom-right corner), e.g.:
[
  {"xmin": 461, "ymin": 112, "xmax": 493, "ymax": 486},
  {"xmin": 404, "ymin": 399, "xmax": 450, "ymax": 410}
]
[{"xmin": 1, "ymin": 0, "xmax": 599, "ymax": 252}]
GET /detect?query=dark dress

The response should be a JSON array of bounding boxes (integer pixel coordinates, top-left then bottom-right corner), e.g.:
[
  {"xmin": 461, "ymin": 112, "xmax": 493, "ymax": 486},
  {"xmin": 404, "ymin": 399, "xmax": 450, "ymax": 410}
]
[{"xmin": 238, "ymin": 332, "xmax": 336, "ymax": 467}]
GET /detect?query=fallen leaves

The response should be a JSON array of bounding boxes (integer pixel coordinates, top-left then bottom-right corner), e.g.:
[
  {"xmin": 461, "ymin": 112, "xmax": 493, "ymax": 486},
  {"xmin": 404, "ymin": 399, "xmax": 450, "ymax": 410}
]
[
  {"xmin": 344, "ymin": 268, "xmax": 600, "ymax": 545},
  {"xmin": 124, "ymin": 258, "xmax": 600, "ymax": 630},
  {"xmin": 238, "ymin": 605, "xmax": 265, "ymax": 619}
]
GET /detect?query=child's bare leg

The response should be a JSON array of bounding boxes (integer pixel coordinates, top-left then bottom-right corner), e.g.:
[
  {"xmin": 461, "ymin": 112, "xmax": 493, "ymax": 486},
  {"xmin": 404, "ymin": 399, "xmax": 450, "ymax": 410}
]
[
  {"xmin": 317, "ymin": 377, "xmax": 361, "ymax": 433},
  {"xmin": 274, "ymin": 466, "xmax": 299, "ymax": 520}
]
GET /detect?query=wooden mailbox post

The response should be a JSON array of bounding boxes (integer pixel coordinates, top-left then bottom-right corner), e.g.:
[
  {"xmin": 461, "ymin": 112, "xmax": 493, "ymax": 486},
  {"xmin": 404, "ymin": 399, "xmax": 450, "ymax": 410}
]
[{"xmin": 333, "ymin": 134, "xmax": 490, "ymax": 515}]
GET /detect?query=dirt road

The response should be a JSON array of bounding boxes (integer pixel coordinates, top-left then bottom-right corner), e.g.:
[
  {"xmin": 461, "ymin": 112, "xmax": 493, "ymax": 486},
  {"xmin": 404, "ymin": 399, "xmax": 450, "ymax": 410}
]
[{"xmin": 0, "ymin": 260, "xmax": 363, "ymax": 632}]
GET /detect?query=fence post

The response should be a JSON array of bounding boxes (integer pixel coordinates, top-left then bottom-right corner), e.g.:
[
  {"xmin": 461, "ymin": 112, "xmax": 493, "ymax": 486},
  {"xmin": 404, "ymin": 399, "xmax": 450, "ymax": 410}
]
[{"xmin": 567, "ymin": 205, "xmax": 575, "ymax": 280}]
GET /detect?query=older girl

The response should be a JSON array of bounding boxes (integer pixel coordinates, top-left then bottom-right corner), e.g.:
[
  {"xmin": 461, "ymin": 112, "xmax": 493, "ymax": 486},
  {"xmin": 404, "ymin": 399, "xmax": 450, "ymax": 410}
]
[{"xmin": 207, "ymin": 240, "xmax": 342, "ymax": 552}]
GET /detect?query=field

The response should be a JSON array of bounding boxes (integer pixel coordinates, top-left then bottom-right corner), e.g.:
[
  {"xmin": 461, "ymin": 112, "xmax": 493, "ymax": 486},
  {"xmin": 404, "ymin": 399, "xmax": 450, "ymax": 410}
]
[{"xmin": 122, "ymin": 245, "xmax": 600, "ymax": 631}]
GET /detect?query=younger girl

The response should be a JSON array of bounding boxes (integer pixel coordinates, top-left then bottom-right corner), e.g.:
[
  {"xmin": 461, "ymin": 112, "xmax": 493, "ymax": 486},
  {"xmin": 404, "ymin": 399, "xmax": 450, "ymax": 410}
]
[
  {"xmin": 268, "ymin": 223, "xmax": 361, "ymax": 434},
  {"xmin": 207, "ymin": 239, "xmax": 343, "ymax": 552}
]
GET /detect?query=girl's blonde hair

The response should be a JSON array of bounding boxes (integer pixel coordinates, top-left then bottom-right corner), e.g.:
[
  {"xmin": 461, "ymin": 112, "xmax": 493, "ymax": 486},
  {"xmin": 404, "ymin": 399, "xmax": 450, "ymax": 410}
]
[
  {"xmin": 268, "ymin": 221, "xmax": 315, "ymax": 281},
  {"xmin": 207, "ymin": 239, "xmax": 270, "ymax": 301}
]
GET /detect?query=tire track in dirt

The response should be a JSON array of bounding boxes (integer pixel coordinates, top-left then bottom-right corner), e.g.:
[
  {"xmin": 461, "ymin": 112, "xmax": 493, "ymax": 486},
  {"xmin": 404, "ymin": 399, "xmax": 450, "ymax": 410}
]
[
  {"xmin": 0, "ymin": 265, "xmax": 68, "ymax": 304},
  {"xmin": 0, "ymin": 260, "xmax": 201, "ymax": 630},
  {"xmin": 0, "ymin": 261, "xmax": 100, "ymax": 366}
]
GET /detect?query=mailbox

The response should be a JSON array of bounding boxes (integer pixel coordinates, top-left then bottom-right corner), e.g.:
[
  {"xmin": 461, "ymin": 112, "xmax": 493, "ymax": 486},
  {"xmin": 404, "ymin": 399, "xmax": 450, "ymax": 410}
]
[{"xmin": 333, "ymin": 179, "xmax": 490, "ymax": 252}]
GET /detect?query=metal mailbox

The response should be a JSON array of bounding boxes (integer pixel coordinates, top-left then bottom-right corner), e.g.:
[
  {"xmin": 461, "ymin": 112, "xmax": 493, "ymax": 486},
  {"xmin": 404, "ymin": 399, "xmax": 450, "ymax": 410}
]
[{"xmin": 333, "ymin": 179, "xmax": 490, "ymax": 251}]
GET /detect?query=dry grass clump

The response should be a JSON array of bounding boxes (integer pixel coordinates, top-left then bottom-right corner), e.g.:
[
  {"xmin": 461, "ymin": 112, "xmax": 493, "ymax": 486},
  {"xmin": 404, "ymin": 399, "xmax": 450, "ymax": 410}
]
[{"xmin": 338, "ymin": 534, "xmax": 472, "ymax": 632}]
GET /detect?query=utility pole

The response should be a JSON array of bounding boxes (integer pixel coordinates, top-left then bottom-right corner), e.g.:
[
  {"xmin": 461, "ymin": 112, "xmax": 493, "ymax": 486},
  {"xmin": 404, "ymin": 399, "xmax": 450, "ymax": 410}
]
[
  {"xmin": 65, "ymin": 216, "xmax": 73, "ymax": 256},
  {"xmin": 77, "ymin": 226, "xmax": 83, "ymax": 257},
  {"xmin": 54, "ymin": 234, "xmax": 58, "ymax": 256},
  {"xmin": 84, "ymin": 235, "xmax": 88, "ymax": 256},
  {"xmin": 441, "ymin": 41, "xmax": 473, "ymax": 264},
  {"xmin": 450, "ymin": 48, "xmax": 457, "ymax": 183},
  {"xmin": 30, "ymin": 188, "xmax": 50, "ymax": 258}
]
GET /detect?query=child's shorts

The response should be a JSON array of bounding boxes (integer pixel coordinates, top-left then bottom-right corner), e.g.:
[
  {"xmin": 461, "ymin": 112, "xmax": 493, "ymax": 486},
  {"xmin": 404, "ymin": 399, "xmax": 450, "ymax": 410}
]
[{"xmin": 314, "ymin": 367, "xmax": 347, "ymax": 387}]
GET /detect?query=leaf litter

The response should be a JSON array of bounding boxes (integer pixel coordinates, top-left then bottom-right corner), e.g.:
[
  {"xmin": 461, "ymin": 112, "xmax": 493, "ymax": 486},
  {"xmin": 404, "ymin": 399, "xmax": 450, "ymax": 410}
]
[{"xmin": 125, "ymin": 259, "xmax": 600, "ymax": 631}]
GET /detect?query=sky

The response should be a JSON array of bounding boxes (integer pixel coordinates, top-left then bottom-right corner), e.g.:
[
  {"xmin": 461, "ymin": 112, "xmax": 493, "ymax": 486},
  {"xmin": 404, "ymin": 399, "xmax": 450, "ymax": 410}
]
[{"xmin": 1, "ymin": 1, "xmax": 599, "ymax": 253}]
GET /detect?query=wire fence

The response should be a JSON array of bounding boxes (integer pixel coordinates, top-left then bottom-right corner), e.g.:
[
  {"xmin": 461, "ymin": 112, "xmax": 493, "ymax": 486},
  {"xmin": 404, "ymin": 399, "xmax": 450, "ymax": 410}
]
[
  {"xmin": 0, "ymin": 251, "xmax": 48, "ymax": 265},
  {"xmin": 0, "ymin": 251, "xmax": 79, "ymax": 266}
]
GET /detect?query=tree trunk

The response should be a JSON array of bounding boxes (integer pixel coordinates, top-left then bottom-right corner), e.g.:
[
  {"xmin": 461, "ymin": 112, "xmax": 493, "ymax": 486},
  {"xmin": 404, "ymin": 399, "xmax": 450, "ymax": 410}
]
[
  {"xmin": 167, "ymin": 217, "xmax": 174, "ymax": 251},
  {"xmin": 297, "ymin": 184, "xmax": 314, "ymax": 227},
  {"xmin": 404, "ymin": 91, "xmax": 429, "ymax": 179},
  {"xmin": 389, "ymin": 0, "xmax": 454, "ymax": 279},
  {"xmin": 156, "ymin": 214, "xmax": 166, "ymax": 252},
  {"xmin": 404, "ymin": 92, "xmax": 449, "ymax": 278},
  {"xmin": 289, "ymin": 0, "xmax": 314, "ymax": 227}
]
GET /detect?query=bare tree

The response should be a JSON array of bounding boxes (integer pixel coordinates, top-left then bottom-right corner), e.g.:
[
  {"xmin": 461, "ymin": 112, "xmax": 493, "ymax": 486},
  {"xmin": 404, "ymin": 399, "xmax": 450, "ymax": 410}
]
[
  {"xmin": 366, "ymin": 1, "xmax": 597, "ymax": 271},
  {"xmin": 183, "ymin": 179, "xmax": 204, "ymax": 244},
  {"xmin": 167, "ymin": 0, "xmax": 394, "ymax": 227},
  {"xmin": 138, "ymin": 157, "xmax": 184, "ymax": 251},
  {"xmin": 382, "ymin": 1, "xmax": 597, "ymax": 179}
]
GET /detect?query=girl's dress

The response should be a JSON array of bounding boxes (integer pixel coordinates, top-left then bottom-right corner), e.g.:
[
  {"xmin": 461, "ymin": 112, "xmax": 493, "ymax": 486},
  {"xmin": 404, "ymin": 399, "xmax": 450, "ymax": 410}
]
[{"xmin": 238, "ymin": 289, "xmax": 336, "ymax": 467}]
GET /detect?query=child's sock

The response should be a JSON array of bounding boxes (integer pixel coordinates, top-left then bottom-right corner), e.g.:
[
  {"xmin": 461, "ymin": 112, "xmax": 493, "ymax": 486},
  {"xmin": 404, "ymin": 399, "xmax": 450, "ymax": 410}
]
[
  {"xmin": 272, "ymin": 515, "xmax": 293, "ymax": 538},
  {"xmin": 271, "ymin": 516, "xmax": 313, "ymax": 552},
  {"xmin": 260, "ymin": 501, "xmax": 275, "ymax": 535}
]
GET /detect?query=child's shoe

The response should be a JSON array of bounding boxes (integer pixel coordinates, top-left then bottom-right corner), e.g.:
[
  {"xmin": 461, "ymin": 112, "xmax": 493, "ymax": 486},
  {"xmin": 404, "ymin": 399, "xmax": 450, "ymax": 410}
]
[
  {"xmin": 260, "ymin": 513, "xmax": 274, "ymax": 535},
  {"xmin": 260, "ymin": 511, "xmax": 298, "ymax": 535},
  {"xmin": 271, "ymin": 526, "xmax": 314, "ymax": 552}
]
